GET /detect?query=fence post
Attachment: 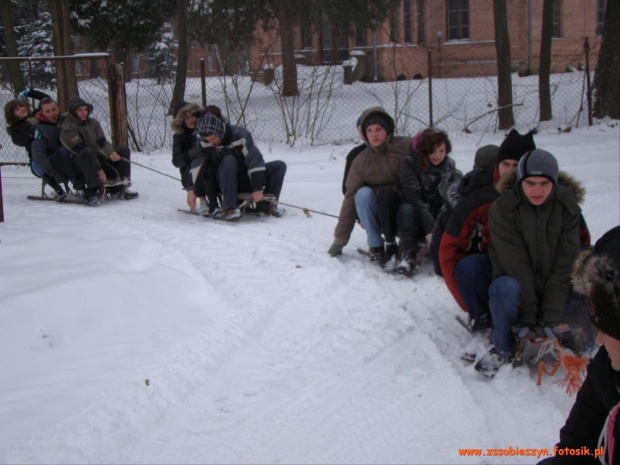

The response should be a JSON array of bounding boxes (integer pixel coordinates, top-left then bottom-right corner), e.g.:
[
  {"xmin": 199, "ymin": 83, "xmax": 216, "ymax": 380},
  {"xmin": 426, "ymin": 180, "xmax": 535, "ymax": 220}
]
[
  {"xmin": 428, "ymin": 48, "xmax": 433, "ymax": 127},
  {"xmin": 107, "ymin": 62, "xmax": 128, "ymax": 147},
  {"xmin": 0, "ymin": 164, "xmax": 4, "ymax": 223},
  {"xmin": 584, "ymin": 37, "xmax": 593, "ymax": 126},
  {"xmin": 200, "ymin": 58, "xmax": 207, "ymax": 107}
]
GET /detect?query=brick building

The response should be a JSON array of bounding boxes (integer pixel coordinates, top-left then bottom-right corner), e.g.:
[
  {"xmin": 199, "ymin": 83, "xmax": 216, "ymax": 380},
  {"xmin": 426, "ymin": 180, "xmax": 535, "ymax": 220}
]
[{"xmin": 248, "ymin": 0, "xmax": 606, "ymax": 81}]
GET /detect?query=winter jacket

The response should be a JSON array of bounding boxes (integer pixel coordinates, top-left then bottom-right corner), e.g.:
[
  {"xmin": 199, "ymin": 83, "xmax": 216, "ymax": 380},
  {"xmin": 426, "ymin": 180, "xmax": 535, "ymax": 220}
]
[
  {"xmin": 539, "ymin": 346, "xmax": 620, "ymax": 465},
  {"xmin": 187, "ymin": 123, "xmax": 267, "ymax": 192},
  {"xmin": 5, "ymin": 89, "xmax": 51, "ymax": 159},
  {"xmin": 342, "ymin": 143, "xmax": 367, "ymax": 195},
  {"xmin": 30, "ymin": 112, "xmax": 66, "ymax": 179},
  {"xmin": 333, "ymin": 108, "xmax": 411, "ymax": 247},
  {"xmin": 60, "ymin": 97, "xmax": 114, "ymax": 163},
  {"xmin": 489, "ymin": 171, "xmax": 584, "ymax": 326},
  {"xmin": 171, "ymin": 103, "xmax": 204, "ymax": 189},
  {"xmin": 439, "ymin": 165, "xmax": 500, "ymax": 310},
  {"xmin": 400, "ymin": 136, "xmax": 458, "ymax": 235}
]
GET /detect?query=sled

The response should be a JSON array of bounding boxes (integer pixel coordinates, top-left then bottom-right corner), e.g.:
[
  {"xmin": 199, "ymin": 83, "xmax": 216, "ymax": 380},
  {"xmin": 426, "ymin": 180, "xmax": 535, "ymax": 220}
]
[
  {"xmin": 177, "ymin": 192, "xmax": 279, "ymax": 221},
  {"xmin": 27, "ymin": 179, "xmax": 131, "ymax": 204}
]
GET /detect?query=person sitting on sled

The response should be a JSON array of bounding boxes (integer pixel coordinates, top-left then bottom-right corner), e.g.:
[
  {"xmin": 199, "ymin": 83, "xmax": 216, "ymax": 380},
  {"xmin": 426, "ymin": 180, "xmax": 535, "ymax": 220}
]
[
  {"xmin": 4, "ymin": 89, "xmax": 69, "ymax": 198},
  {"xmin": 60, "ymin": 96, "xmax": 138, "ymax": 206},
  {"xmin": 439, "ymin": 129, "xmax": 535, "ymax": 362},
  {"xmin": 396, "ymin": 128, "xmax": 461, "ymax": 275},
  {"xmin": 30, "ymin": 97, "xmax": 83, "ymax": 200},
  {"xmin": 539, "ymin": 225, "xmax": 620, "ymax": 465},
  {"xmin": 187, "ymin": 113, "xmax": 287, "ymax": 221},
  {"xmin": 327, "ymin": 107, "xmax": 410, "ymax": 264},
  {"xmin": 476, "ymin": 149, "xmax": 588, "ymax": 378}
]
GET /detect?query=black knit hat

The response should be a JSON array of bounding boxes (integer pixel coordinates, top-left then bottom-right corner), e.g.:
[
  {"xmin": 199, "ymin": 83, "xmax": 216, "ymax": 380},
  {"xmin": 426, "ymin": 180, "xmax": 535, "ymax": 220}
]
[
  {"xmin": 363, "ymin": 114, "xmax": 392, "ymax": 135},
  {"xmin": 587, "ymin": 226, "xmax": 620, "ymax": 339},
  {"xmin": 197, "ymin": 113, "xmax": 226, "ymax": 138},
  {"xmin": 497, "ymin": 129, "xmax": 536, "ymax": 164},
  {"xmin": 517, "ymin": 149, "xmax": 559, "ymax": 185}
]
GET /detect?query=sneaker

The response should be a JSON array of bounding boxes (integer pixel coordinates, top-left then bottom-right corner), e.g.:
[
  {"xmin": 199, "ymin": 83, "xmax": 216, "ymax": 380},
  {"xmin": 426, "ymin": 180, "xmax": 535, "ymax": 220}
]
[
  {"xmin": 72, "ymin": 188, "xmax": 85, "ymax": 199},
  {"xmin": 474, "ymin": 348, "xmax": 511, "ymax": 378},
  {"xmin": 53, "ymin": 186, "xmax": 67, "ymax": 201},
  {"xmin": 461, "ymin": 328, "xmax": 493, "ymax": 363},
  {"xmin": 197, "ymin": 200, "xmax": 211, "ymax": 217},
  {"xmin": 368, "ymin": 246, "xmax": 385, "ymax": 263},
  {"xmin": 269, "ymin": 206, "xmax": 285, "ymax": 218},
  {"xmin": 396, "ymin": 248, "xmax": 417, "ymax": 275},
  {"xmin": 213, "ymin": 207, "xmax": 241, "ymax": 221},
  {"xmin": 84, "ymin": 188, "xmax": 101, "ymax": 207},
  {"xmin": 121, "ymin": 189, "xmax": 139, "ymax": 200},
  {"xmin": 384, "ymin": 243, "xmax": 398, "ymax": 271}
]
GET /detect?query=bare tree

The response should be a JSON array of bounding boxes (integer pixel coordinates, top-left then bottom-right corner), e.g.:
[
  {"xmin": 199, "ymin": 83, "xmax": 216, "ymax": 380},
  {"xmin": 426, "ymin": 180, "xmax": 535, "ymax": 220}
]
[
  {"xmin": 593, "ymin": 0, "xmax": 619, "ymax": 119},
  {"xmin": 493, "ymin": 0, "xmax": 514, "ymax": 129},
  {"xmin": 0, "ymin": 0, "xmax": 26, "ymax": 94},
  {"xmin": 538, "ymin": 0, "xmax": 553, "ymax": 121},
  {"xmin": 171, "ymin": 0, "xmax": 189, "ymax": 113},
  {"xmin": 48, "ymin": 0, "xmax": 78, "ymax": 110},
  {"xmin": 278, "ymin": 0, "xmax": 299, "ymax": 96}
]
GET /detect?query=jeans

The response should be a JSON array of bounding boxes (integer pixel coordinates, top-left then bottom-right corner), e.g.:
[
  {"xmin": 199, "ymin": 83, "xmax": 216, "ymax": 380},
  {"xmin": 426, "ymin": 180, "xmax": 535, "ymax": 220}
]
[
  {"xmin": 455, "ymin": 254, "xmax": 493, "ymax": 333},
  {"xmin": 218, "ymin": 155, "xmax": 287, "ymax": 209},
  {"xmin": 488, "ymin": 276, "xmax": 522, "ymax": 356},
  {"xmin": 354, "ymin": 187, "xmax": 399, "ymax": 247}
]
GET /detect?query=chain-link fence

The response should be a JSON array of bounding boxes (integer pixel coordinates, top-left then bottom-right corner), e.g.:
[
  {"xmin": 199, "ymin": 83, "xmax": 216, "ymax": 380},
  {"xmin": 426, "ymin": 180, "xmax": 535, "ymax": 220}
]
[{"xmin": 1, "ymin": 36, "xmax": 600, "ymax": 162}]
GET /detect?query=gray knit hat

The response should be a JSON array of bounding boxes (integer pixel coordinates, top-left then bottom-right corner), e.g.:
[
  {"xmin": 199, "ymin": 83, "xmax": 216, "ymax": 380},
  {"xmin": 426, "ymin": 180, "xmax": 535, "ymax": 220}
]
[
  {"xmin": 197, "ymin": 113, "xmax": 226, "ymax": 138},
  {"xmin": 474, "ymin": 145, "xmax": 499, "ymax": 169},
  {"xmin": 516, "ymin": 149, "xmax": 559, "ymax": 184}
]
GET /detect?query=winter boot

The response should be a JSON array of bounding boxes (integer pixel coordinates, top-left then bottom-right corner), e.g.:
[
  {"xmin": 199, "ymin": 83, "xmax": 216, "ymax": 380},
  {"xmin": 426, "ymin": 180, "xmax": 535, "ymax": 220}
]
[
  {"xmin": 460, "ymin": 328, "xmax": 493, "ymax": 363},
  {"xmin": 368, "ymin": 246, "xmax": 385, "ymax": 263},
  {"xmin": 396, "ymin": 235, "xmax": 417, "ymax": 275},
  {"xmin": 383, "ymin": 242, "xmax": 398, "ymax": 271},
  {"xmin": 197, "ymin": 199, "xmax": 212, "ymax": 217},
  {"xmin": 474, "ymin": 348, "xmax": 511, "ymax": 378},
  {"xmin": 84, "ymin": 187, "xmax": 101, "ymax": 207},
  {"xmin": 53, "ymin": 185, "xmax": 67, "ymax": 201}
]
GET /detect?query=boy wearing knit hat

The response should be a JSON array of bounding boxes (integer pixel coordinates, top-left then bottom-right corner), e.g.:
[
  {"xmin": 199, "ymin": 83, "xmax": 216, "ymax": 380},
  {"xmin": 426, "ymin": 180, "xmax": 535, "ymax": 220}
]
[
  {"xmin": 438, "ymin": 131, "xmax": 535, "ymax": 363},
  {"xmin": 539, "ymin": 226, "xmax": 620, "ymax": 465},
  {"xmin": 187, "ymin": 113, "xmax": 287, "ymax": 220},
  {"xmin": 475, "ymin": 149, "xmax": 585, "ymax": 377}
]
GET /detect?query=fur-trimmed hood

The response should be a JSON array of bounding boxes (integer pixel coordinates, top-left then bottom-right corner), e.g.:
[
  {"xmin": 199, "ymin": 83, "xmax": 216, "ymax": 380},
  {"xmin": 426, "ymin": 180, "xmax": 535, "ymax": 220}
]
[
  {"xmin": 494, "ymin": 170, "xmax": 586, "ymax": 204},
  {"xmin": 572, "ymin": 226, "xmax": 620, "ymax": 296},
  {"xmin": 171, "ymin": 103, "xmax": 205, "ymax": 135}
]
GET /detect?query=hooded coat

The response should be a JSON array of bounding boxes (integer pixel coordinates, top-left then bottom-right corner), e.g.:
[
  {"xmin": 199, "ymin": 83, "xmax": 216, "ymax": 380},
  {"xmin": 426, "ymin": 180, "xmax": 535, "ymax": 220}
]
[
  {"xmin": 60, "ymin": 97, "xmax": 114, "ymax": 161},
  {"xmin": 488, "ymin": 171, "xmax": 585, "ymax": 326},
  {"xmin": 333, "ymin": 107, "xmax": 411, "ymax": 247},
  {"xmin": 171, "ymin": 102, "xmax": 204, "ymax": 189}
]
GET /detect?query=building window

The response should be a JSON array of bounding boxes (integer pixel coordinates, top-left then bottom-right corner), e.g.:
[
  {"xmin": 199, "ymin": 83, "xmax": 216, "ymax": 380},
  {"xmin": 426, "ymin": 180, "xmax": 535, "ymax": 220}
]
[
  {"xmin": 596, "ymin": 0, "xmax": 605, "ymax": 37},
  {"xmin": 207, "ymin": 56, "xmax": 215, "ymax": 72},
  {"xmin": 356, "ymin": 26, "xmax": 367, "ymax": 47},
  {"xmin": 447, "ymin": 0, "xmax": 469, "ymax": 41},
  {"xmin": 552, "ymin": 0, "xmax": 562, "ymax": 38},
  {"xmin": 390, "ymin": 7, "xmax": 398, "ymax": 43},
  {"xmin": 417, "ymin": 0, "xmax": 425, "ymax": 44},
  {"xmin": 403, "ymin": 1, "xmax": 413, "ymax": 43},
  {"xmin": 301, "ymin": 23, "xmax": 313, "ymax": 49}
]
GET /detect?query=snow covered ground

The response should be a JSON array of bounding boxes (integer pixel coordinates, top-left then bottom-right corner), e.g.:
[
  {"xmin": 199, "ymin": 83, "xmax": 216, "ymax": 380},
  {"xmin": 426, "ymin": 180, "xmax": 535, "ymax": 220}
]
[{"xmin": 0, "ymin": 124, "xmax": 618, "ymax": 464}]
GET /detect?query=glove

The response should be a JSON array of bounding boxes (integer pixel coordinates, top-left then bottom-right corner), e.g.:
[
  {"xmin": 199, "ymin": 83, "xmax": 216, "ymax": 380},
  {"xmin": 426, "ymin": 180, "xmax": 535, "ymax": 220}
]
[
  {"xmin": 542, "ymin": 323, "xmax": 570, "ymax": 340},
  {"xmin": 327, "ymin": 243, "xmax": 343, "ymax": 257},
  {"xmin": 18, "ymin": 89, "xmax": 29, "ymax": 100},
  {"xmin": 53, "ymin": 172, "xmax": 68, "ymax": 185}
]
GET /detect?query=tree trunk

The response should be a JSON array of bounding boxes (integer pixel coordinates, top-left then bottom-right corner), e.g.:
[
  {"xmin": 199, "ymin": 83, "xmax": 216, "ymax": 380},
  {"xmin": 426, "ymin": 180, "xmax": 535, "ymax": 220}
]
[
  {"xmin": 538, "ymin": 0, "xmax": 553, "ymax": 121},
  {"xmin": 0, "ymin": 0, "xmax": 26, "ymax": 94},
  {"xmin": 278, "ymin": 0, "xmax": 299, "ymax": 97},
  {"xmin": 48, "ymin": 0, "xmax": 78, "ymax": 110},
  {"xmin": 171, "ymin": 0, "xmax": 189, "ymax": 114},
  {"xmin": 593, "ymin": 0, "xmax": 619, "ymax": 119},
  {"xmin": 493, "ymin": 0, "xmax": 514, "ymax": 129}
]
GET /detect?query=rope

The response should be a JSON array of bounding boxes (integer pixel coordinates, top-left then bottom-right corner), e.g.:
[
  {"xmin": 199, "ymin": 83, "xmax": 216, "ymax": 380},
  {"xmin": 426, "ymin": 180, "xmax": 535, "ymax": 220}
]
[{"xmin": 121, "ymin": 158, "xmax": 340, "ymax": 220}]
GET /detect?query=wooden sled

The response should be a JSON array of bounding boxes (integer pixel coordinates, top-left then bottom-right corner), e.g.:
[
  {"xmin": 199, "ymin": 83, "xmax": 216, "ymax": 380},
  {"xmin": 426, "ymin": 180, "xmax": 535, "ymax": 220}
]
[
  {"xmin": 178, "ymin": 193, "xmax": 278, "ymax": 220},
  {"xmin": 27, "ymin": 179, "xmax": 130, "ymax": 204}
]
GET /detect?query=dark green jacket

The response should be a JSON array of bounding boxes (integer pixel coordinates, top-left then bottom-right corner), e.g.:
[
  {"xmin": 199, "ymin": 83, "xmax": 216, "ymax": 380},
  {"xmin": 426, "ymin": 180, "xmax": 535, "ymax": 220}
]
[
  {"xmin": 60, "ymin": 97, "xmax": 114, "ymax": 161},
  {"xmin": 489, "ymin": 171, "xmax": 584, "ymax": 325}
]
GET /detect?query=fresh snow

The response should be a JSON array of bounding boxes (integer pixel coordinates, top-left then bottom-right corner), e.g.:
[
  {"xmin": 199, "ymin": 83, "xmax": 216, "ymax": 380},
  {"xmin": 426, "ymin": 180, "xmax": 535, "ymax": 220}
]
[{"xmin": 0, "ymin": 125, "xmax": 618, "ymax": 464}]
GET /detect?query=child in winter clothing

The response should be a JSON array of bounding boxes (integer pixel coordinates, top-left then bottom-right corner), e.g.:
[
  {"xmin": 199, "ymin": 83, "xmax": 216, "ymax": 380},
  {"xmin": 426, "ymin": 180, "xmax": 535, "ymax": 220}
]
[
  {"xmin": 539, "ymin": 226, "xmax": 620, "ymax": 465},
  {"xmin": 327, "ymin": 108, "xmax": 410, "ymax": 264},
  {"xmin": 396, "ymin": 128, "xmax": 459, "ymax": 275}
]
